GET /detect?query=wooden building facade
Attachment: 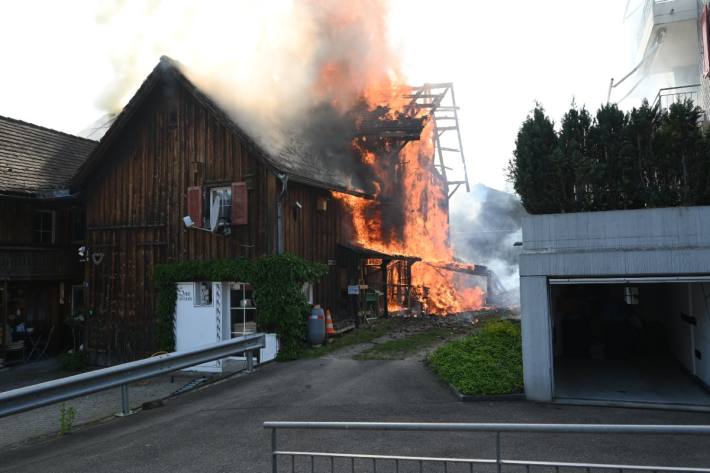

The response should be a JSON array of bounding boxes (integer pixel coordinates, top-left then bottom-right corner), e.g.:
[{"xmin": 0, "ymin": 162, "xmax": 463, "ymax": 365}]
[{"xmin": 0, "ymin": 116, "xmax": 96, "ymax": 364}]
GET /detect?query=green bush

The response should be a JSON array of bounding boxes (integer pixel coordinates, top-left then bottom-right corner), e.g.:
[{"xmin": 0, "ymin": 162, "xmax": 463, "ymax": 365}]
[
  {"xmin": 154, "ymin": 253, "xmax": 327, "ymax": 359},
  {"xmin": 508, "ymin": 100, "xmax": 710, "ymax": 214},
  {"xmin": 428, "ymin": 320, "xmax": 522, "ymax": 396}
]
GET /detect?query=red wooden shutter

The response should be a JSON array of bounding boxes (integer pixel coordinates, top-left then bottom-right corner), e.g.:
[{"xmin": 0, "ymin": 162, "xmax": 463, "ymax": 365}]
[
  {"xmin": 703, "ymin": 6, "xmax": 710, "ymax": 78},
  {"xmin": 187, "ymin": 186, "xmax": 202, "ymax": 226},
  {"xmin": 231, "ymin": 182, "xmax": 248, "ymax": 225}
]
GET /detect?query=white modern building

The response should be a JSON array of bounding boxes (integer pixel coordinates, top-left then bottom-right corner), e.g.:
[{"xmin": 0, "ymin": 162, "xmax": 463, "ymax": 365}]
[
  {"xmin": 614, "ymin": 0, "xmax": 710, "ymax": 114},
  {"xmin": 520, "ymin": 206, "xmax": 710, "ymax": 408}
]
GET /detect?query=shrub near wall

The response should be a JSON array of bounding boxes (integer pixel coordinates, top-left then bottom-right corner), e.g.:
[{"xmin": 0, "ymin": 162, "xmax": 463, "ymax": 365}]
[
  {"xmin": 428, "ymin": 320, "xmax": 523, "ymax": 396},
  {"xmin": 154, "ymin": 253, "xmax": 327, "ymax": 360},
  {"xmin": 508, "ymin": 100, "xmax": 710, "ymax": 214}
]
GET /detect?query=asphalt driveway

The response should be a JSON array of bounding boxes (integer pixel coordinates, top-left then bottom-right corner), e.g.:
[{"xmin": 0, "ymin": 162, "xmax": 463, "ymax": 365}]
[{"xmin": 1, "ymin": 353, "xmax": 710, "ymax": 472}]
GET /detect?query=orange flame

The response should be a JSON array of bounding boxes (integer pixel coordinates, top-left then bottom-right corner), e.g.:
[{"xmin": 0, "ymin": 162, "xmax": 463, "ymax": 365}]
[
  {"xmin": 312, "ymin": 0, "xmax": 484, "ymax": 314},
  {"xmin": 334, "ymin": 121, "xmax": 485, "ymax": 315}
]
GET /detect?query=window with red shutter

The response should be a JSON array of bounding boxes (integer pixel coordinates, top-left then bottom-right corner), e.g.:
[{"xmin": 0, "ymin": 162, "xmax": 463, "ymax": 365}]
[
  {"xmin": 187, "ymin": 186, "xmax": 203, "ymax": 227},
  {"xmin": 231, "ymin": 182, "xmax": 248, "ymax": 225}
]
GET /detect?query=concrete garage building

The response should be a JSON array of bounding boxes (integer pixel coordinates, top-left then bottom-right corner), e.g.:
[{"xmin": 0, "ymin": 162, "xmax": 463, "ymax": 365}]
[{"xmin": 520, "ymin": 206, "xmax": 710, "ymax": 408}]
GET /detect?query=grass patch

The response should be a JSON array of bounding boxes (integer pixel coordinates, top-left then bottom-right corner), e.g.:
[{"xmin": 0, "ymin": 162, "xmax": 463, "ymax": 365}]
[
  {"xmin": 301, "ymin": 319, "xmax": 398, "ymax": 358},
  {"xmin": 428, "ymin": 320, "xmax": 522, "ymax": 396},
  {"xmin": 354, "ymin": 328, "xmax": 449, "ymax": 360}
]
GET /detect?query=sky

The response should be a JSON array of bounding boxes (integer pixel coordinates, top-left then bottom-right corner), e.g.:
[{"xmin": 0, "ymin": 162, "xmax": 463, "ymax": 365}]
[{"xmin": 0, "ymin": 0, "xmax": 632, "ymax": 207}]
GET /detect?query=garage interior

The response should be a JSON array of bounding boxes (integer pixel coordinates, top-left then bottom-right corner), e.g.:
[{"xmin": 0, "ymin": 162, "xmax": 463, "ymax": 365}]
[{"xmin": 551, "ymin": 279, "xmax": 710, "ymax": 407}]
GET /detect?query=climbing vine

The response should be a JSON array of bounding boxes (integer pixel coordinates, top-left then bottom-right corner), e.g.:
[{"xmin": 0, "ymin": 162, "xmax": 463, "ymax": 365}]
[{"xmin": 154, "ymin": 253, "xmax": 327, "ymax": 360}]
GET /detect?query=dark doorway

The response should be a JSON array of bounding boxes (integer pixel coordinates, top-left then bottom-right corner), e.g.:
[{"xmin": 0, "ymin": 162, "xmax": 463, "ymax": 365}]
[{"xmin": 551, "ymin": 281, "xmax": 710, "ymax": 407}]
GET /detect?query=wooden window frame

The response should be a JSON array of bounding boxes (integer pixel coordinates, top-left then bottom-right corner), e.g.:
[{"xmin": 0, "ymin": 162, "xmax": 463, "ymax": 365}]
[{"xmin": 33, "ymin": 210, "xmax": 56, "ymax": 245}]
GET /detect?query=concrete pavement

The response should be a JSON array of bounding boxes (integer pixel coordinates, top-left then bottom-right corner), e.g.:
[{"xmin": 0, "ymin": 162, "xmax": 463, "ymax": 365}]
[{"xmin": 1, "ymin": 354, "xmax": 710, "ymax": 472}]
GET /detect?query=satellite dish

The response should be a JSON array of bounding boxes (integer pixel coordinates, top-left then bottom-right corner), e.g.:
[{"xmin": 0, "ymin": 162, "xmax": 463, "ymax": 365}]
[{"xmin": 210, "ymin": 195, "xmax": 220, "ymax": 231}]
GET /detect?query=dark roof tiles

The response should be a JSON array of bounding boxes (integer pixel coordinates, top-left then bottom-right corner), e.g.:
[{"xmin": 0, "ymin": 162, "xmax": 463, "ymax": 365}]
[{"xmin": 0, "ymin": 115, "xmax": 96, "ymax": 196}]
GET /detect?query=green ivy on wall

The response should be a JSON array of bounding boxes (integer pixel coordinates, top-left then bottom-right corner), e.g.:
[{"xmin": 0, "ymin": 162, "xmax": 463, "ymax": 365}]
[{"xmin": 154, "ymin": 253, "xmax": 327, "ymax": 360}]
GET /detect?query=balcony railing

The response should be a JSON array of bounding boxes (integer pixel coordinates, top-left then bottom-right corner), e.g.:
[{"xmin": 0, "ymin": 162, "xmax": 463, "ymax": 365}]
[
  {"xmin": 0, "ymin": 246, "xmax": 79, "ymax": 280},
  {"xmin": 652, "ymin": 83, "xmax": 701, "ymax": 109}
]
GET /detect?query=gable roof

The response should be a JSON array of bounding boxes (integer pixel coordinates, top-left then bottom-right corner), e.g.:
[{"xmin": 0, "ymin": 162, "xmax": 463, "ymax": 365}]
[
  {"xmin": 73, "ymin": 56, "xmax": 380, "ymax": 197},
  {"xmin": 0, "ymin": 115, "xmax": 97, "ymax": 197}
]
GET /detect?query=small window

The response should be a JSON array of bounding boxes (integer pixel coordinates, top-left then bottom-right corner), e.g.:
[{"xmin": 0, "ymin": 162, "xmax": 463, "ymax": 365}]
[
  {"xmin": 33, "ymin": 210, "xmax": 55, "ymax": 244},
  {"xmin": 71, "ymin": 208, "xmax": 86, "ymax": 241},
  {"xmin": 624, "ymin": 286, "xmax": 639, "ymax": 305},
  {"xmin": 205, "ymin": 186, "xmax": 232, "ymax": 232}
]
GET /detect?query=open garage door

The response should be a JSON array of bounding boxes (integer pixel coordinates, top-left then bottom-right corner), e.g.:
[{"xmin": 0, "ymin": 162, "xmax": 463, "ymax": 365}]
[{"xmin": 549, "ymin": 278, "xmax": 710, "ymax": 408}]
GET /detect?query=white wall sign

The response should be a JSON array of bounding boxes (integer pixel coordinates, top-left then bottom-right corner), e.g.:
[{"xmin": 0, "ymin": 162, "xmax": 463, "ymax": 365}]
[{"xmin": 177, "ymin": 286, "xmax": 192, "ymax": 302}]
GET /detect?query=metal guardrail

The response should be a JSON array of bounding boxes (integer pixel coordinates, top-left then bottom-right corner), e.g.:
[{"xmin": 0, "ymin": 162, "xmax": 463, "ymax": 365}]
[
  {"xmin": 0, "ymin": 333, "xmax": 265, "ymax": 418},
  {"xmin": 264, "ymin": 421, "xmax": 710, "ymax": 473}
]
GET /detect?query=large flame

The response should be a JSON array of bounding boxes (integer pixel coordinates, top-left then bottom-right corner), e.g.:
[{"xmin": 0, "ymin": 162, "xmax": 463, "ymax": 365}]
[
  {"xmin": 312, "ymin": 1, "xmax": 485, "ymax": 315},
  {"xmin": 334, "ymin": 119, "xmax": 485, "ymax": 315}
]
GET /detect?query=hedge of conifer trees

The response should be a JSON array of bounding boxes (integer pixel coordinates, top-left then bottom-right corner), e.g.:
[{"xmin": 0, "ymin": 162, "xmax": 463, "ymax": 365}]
[{"xmin": 507, "ymin": 100, "xmax": 710, "ymax": 214}]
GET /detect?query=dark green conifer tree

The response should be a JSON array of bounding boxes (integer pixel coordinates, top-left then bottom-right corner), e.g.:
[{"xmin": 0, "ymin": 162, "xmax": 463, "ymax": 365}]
[
  {"xmin": 557, "ymin": 104, "xmax": 592, "ymax": 211},
  {"xmin": 508, "ymin": 106, "xmax": 558, "ymax": 214}
]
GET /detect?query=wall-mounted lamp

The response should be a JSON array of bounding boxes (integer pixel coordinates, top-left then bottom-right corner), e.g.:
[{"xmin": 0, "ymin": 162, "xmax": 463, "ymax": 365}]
[{"xmin": 183, "ymin": 215, "xmax": 213, "ymax": 233}]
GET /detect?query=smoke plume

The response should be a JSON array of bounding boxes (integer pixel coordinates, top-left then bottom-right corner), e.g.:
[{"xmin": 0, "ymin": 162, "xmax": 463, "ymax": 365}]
[
  {"xmin": 93, "ymin": 0, "xmax": 403, "ymax": 155},
  {"xmin": 450, "ymin": 183, "xmax": 525, "ymax": 304}
]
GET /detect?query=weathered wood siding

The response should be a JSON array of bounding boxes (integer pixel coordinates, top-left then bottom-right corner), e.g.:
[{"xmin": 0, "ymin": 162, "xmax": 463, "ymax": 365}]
[
  {"xmin": 83, "ymin": 76, "xmax": 355, "ymax": 359},
  {"xmin": 281, "ymin": 182, "xmax": 346, "ymax": 314},
  {"xmin": 0, "ymin": 197, "xmax": 82, "ymax": 280},
  {"xmin": 84, "ymin": 82, "xmax": 275, "ymax": 360},
  {"xmin": 0, "ymin": 197, "xmax": 79, "ymax": 247},
  {"xmin": 0, "ymin": 196, "xmax": 83, "ymax": 355}
]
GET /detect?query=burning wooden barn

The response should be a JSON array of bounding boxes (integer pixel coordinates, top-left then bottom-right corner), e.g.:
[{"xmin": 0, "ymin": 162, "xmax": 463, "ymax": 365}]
[{"xmin": 63, "ymin": 56, "xmax": 485, "ymax": 361}]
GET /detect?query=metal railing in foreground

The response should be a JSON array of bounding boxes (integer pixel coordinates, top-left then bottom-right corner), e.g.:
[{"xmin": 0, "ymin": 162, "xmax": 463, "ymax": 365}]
[
  {"xmin": 0, "ymin": 333, "xmax": 265, "ymax": 418},
  {"xmin": 264, "ymin": 421, "xmax": 710, "ymax": 473}
]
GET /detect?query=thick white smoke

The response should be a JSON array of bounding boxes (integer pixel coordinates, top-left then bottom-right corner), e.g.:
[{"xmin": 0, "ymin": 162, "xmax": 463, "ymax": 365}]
[
  {"xmin": 450, "ymin": 183, "xmax": 524, "ymax": 305},
  {"xmin": 93, "ymin": 0, "xmax": 403, "ymax": 154}
]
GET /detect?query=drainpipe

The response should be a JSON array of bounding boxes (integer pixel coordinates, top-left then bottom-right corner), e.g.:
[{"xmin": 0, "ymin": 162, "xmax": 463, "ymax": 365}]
[{"xmin": 276, "ymin": 173, "xmax": 288, "ymax": 254}]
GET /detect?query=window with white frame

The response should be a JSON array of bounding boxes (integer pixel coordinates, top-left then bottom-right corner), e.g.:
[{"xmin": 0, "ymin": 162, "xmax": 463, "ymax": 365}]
[
  {"xmin": 206, "ymin": 186, "xmax": 232, "ymax": 229},
  {"xmin": 32, "ymin": 210, "xmax": 55, "ymax": 244}
]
